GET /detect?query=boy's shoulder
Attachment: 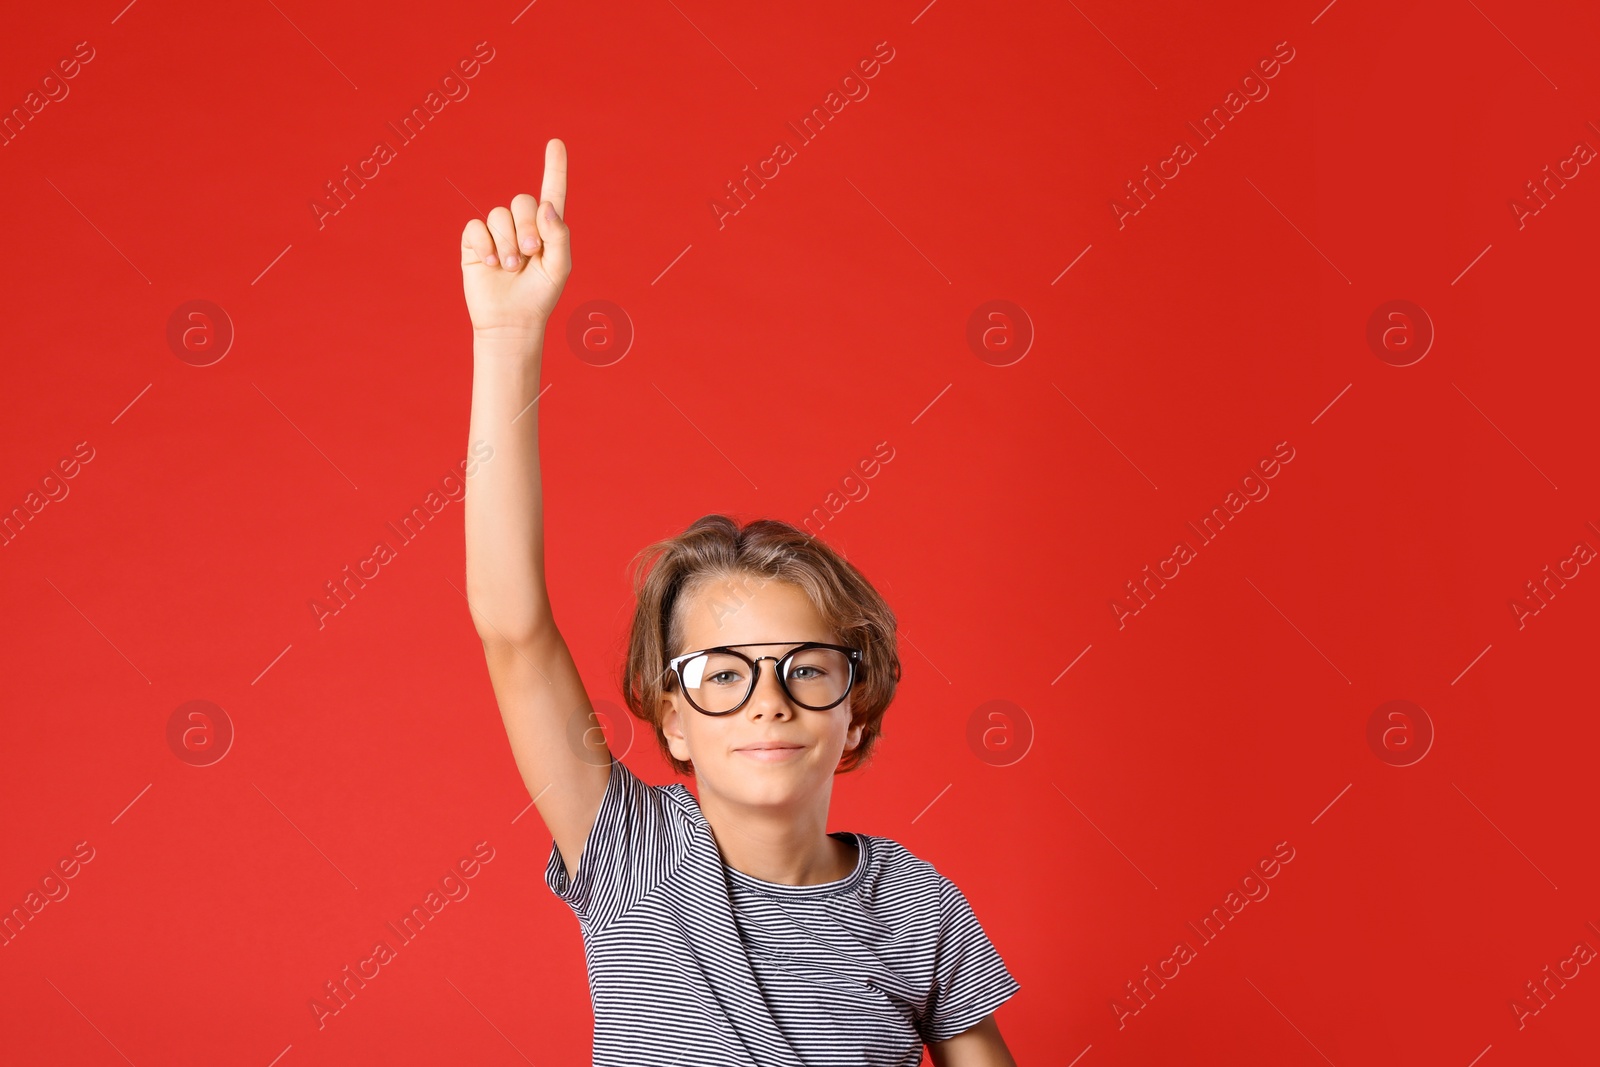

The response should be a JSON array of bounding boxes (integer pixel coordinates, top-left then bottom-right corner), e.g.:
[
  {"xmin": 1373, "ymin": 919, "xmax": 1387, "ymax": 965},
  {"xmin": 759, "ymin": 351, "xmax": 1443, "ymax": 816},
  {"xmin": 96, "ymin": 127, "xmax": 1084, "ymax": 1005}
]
[
  {"xmin": 859, "ymin": 832, "xmax": 932, "ymax": 867},
  {"xmin": 856, "ymin": 832, "xmax": 960, "ymax": 897},
  {"xmin": 654, "ymin": 778, "xmax": 696, "ymax": 809},
  {"xmin": 850, "ymin": 834, "xmax": 989, "ymax": 949}
]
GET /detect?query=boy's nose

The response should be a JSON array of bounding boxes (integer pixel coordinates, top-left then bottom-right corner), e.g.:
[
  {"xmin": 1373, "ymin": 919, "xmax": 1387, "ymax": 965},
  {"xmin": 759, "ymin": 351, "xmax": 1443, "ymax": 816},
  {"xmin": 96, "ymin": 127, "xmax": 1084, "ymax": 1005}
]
[{"xmin": 747, "ymin": 665, "xmax": 796, "ymax": 718}]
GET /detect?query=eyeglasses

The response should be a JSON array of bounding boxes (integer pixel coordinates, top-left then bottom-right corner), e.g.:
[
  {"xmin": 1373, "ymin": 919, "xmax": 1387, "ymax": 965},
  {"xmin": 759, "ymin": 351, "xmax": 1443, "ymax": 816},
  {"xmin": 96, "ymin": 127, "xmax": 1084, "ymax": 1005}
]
[{"xmin": 663, "ymin": 641, "xmax": 862, "ymax": 716}]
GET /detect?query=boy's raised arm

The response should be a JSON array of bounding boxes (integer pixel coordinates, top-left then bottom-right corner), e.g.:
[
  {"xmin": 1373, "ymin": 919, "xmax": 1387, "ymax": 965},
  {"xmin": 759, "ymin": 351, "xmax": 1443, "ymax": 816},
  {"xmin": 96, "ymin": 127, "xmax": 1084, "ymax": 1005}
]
[
  {"xmin": 463, "ymin": 138, "xmax": 570, "ymax": 641},
  {"xmin": 461, "ymin": 139, "xmax": 612, "ymax": 879}
]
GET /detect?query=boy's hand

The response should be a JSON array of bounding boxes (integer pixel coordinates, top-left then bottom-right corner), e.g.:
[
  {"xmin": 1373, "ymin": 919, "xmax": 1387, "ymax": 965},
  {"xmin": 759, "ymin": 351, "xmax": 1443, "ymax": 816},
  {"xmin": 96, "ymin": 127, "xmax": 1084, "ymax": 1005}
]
[{"xmin": 461, "ymin": 138, "xmax": 571, "ymax": 338}]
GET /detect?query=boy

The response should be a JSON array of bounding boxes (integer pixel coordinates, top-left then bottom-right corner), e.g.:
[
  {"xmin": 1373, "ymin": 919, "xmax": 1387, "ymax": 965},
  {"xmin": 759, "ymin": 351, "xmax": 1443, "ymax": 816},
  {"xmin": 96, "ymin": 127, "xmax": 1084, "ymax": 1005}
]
[{"xmin": 461, "ymin": 138, "xmax": 1020, "ymax": 1065}]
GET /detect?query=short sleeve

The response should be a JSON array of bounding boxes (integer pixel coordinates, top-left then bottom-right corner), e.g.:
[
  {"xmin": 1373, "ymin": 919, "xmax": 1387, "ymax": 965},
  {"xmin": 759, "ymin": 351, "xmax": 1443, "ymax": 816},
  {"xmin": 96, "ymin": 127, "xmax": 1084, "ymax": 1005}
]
[
  {"xmin": 543, "ymin": 756, "xmax": 685, "ymax": 933},
  {"xmin": 918, "ymin": 876, "xmax": 1021, "ymax": 1043}
]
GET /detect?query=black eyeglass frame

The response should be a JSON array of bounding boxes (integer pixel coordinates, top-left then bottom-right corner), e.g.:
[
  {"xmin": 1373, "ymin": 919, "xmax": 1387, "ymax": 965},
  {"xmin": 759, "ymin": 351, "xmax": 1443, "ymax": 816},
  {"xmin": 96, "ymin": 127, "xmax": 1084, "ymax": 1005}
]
[{"xmin": 662, "ymin": 641, "xmax": 863, "ymax": 716}]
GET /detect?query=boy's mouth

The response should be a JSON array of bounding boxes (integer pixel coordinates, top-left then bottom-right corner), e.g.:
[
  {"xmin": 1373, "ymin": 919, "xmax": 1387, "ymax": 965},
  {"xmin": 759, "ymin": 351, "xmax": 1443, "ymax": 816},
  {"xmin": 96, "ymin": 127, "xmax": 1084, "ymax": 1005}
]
[{"xmin": 735, "ymin": 742, "xmax": 806, "ymax": 761}]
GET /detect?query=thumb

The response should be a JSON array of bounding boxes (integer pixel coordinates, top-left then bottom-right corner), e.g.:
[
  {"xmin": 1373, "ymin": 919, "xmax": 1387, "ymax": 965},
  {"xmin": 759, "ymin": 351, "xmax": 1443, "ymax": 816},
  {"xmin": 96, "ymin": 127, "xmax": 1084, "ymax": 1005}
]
[{"xmin": 535, "ymin": 200, "xmax": 571, "ymax": 279}]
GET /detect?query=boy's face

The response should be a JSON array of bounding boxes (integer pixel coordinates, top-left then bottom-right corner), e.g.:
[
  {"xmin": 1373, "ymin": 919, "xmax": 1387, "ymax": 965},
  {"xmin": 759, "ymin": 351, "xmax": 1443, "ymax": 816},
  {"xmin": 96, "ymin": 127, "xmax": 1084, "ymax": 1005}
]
[{"xmin": 660, "ymin": 576, "xmax": 862, "ymax": 809}]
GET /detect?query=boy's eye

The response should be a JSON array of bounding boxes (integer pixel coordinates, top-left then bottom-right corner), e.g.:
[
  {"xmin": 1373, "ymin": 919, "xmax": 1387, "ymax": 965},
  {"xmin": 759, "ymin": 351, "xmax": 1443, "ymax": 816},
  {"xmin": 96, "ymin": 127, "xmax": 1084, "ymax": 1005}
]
[{"xmin": 708, "ymin": 670, "xmax": 743, "ymax": 686}]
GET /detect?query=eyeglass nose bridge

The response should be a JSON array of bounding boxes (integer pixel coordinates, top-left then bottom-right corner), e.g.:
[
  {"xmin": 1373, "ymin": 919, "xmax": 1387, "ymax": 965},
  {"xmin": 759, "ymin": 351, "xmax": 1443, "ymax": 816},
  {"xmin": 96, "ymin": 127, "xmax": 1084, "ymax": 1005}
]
[
  {"xmin": 726, "ymin": 651, "xmax": 807, "ymax": 716},
  {"xmin": 749, "ymin": 653, "xmax": 818, "ymax": 710}
]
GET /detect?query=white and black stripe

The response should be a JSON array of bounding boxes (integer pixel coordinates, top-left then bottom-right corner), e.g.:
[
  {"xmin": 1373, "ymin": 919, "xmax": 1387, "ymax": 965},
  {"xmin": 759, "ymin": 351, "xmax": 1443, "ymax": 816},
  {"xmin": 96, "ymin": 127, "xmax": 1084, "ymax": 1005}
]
[{"xmin": 544, "ymin": 755, "xmax": 1020, "ymax": 1065}]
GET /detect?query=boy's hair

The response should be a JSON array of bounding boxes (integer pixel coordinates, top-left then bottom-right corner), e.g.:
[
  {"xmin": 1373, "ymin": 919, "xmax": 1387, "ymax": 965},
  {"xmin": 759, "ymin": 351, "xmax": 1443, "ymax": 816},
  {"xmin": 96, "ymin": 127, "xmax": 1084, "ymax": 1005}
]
[{"xmin": 619, "ymin": 514, "xmax": 900, "ymax": 778}]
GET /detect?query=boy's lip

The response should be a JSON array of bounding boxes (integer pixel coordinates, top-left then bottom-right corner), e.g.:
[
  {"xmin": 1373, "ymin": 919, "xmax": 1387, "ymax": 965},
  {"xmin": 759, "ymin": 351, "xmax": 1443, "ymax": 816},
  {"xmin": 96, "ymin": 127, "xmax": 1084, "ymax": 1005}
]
[{"xmin": 736, "ymin": 741, "xmax": 805, "ymax": 751}]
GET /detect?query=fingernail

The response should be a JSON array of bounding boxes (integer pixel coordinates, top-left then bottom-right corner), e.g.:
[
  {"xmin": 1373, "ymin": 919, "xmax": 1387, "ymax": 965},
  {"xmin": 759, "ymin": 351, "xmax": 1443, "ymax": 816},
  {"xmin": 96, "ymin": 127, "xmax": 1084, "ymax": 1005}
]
[
  {"xmin": 485, "ymin": 253, "xmax": 498, "ymax": 266},
  {"xmin": 521, "ymin": 235, "xmax": 536, "ymax": 253},
  {"xmin": 506, "ymin": 254, "xmax": 519, "ymax": 268}
]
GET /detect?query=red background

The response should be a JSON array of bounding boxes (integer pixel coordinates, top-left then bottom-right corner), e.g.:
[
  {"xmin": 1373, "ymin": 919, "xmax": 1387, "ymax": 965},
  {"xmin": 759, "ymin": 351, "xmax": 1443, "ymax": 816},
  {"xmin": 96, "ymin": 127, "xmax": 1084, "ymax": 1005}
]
[{"xmin": 3, "ymin": 0, "xmax": 1598, "ymax": 1063}]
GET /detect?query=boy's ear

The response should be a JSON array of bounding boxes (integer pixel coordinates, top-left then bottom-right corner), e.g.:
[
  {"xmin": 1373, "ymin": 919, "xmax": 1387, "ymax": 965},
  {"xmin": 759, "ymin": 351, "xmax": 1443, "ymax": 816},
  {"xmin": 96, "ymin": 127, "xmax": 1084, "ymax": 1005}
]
[
  {"xmin": 661, "ymin": 699, "xmax": 691, "ymax": 761},
  {"xmin": 844, "ymin": 722, "xmax": 863, "ymax": 752}
]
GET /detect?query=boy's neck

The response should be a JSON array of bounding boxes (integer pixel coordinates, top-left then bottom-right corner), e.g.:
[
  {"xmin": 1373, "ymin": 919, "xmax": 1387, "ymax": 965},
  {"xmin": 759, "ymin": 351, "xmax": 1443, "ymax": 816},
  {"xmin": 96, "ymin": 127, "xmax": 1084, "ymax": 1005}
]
[{"xmin": 695, "ymin": 781, "xmax": 855, "ymax": 887}]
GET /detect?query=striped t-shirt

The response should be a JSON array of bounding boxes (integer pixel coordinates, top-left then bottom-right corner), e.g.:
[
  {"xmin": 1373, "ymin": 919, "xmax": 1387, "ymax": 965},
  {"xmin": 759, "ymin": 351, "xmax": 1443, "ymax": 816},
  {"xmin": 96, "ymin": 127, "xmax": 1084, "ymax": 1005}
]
[{"xmin": 544, "ymin": 754, "xmax": 1020, "ymax": 1066}]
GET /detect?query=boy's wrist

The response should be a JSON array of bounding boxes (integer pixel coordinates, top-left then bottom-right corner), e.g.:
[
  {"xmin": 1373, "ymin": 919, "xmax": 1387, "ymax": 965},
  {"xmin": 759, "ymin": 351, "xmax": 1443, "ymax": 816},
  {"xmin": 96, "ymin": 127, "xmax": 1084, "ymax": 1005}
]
[{"xmin": 474, "ymin": 326, "xmax": 547, "ymax": 356}]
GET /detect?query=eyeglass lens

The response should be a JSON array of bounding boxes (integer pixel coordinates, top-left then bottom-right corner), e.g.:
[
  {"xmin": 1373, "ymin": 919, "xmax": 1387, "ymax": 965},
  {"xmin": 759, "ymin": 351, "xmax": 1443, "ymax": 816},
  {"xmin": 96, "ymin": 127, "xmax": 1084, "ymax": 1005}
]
[{"xmin": 678, "ymin": 647, "xmax": 851, "ymax": 713}]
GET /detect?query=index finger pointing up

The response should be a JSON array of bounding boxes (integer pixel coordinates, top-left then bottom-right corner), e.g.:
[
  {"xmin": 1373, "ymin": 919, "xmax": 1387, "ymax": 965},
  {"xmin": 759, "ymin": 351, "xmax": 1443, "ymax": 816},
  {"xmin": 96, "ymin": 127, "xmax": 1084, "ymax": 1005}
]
[{"xmin": 540, "ymin": 138, "xmax": 568, "ymax": 220}]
